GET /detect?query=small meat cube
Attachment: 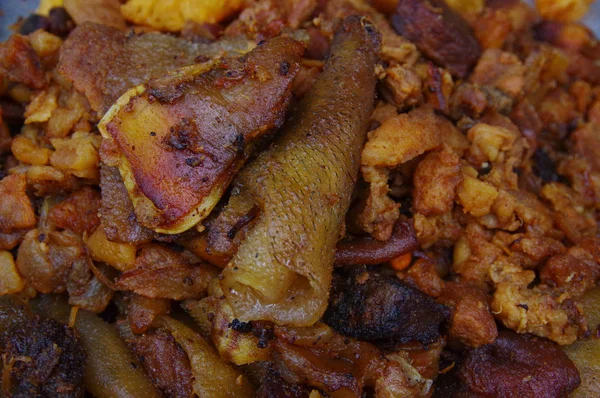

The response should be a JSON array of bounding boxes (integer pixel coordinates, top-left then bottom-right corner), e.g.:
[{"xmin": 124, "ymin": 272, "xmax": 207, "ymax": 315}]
[{"xmin": 0, "ymin": 174, "xmax": 36, "ymax": 234}]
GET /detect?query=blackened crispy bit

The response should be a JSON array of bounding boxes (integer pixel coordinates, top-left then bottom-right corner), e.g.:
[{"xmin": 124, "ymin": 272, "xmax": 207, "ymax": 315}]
[
  {"xmin": 219, "ymin": 16, "xmax": 381, "ymax": 326},
  {"xmin": 434, "ymin": 330, "xmax": 581, "ymax": 398},
  {"xmin": 323, "ymin": 266, "xmax": 448, "ymax": 344},
  {"xmin": 334, "ymin": 220, "xmax": 418, "ymax": 266},
  {"xmin": 1, "ymin": 316, "xmax": 86, "ymax": 398},
  {"xmin": 391, "ymin": 0, "xmax": 481, "ymax": 78}
]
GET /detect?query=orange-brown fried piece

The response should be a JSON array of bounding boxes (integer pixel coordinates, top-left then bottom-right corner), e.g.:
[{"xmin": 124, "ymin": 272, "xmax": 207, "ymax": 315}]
[{"xmin": 99, "ymin": 36, "xmax": 304, "ymax": 234}]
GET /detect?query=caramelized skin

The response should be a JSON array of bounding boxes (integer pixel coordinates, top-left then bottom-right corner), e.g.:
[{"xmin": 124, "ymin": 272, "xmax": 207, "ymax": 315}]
[
  {"xmin": 100, "ymin": 37, "xmax": 304, "ymax": 233},
  {"xmin": 218, "ymin": 16, "xmax": 381, "ymax": 326},
  {"xmin": 59, "ymin": 22, "xmax": 255, "ymax": 115}
]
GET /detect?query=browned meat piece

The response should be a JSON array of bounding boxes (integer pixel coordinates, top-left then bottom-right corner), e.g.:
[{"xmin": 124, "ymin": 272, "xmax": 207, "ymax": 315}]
[
  {"xmin": 0, "ymin": 174, "xmax": 36, "ymax": 234},
  {"xmin": 115, "ymin": 244, "xmax": 219, "ymax": 300},
  {"xmin": 16, "ymin": 229, "xmax": 84, "ymax": 294},
  {"xmin": 48, "ymin": 187, "xmax": 101, "ymax": 235},
  {"xmin": 99, "ymin": 164, "xmax": 156, "ymax": 244},
  {"xmin": 391, "ymin": 0, "xmax": 481, "ymax": 78},
  {"xmin": 273, "ymin": 323, "xmax": 427, "ymax": 398},
  {"xmin": 126, "ymin": 328, "xmax": 194, "ymax": 398},
  {"xmin": 438, "ymin": 282, "xmax": 498, "ymax": 347},
  {"xmin": 323, "ymin": 266, "xmax": 448, "ymax": 344},
  {"xmin": 413, "ymin": 146, "xmax": 462, "ymax": 216},
  {"xmin": 58, "ymin": 22, "xmax": 255, "ymax": 116},
  {"xmin": 1, "ymin": 315, "xmax": 85, "ymax": 397},
  {"xmin": 0, "ymin": 35, "xmax": 46, "ymax": 89},
  {"xmin": 540, "ymin": 243, "xmax": 600, "ymax": 297},
  {"xmin": 100, "ymin": 35, "xmax": 304, "ymax": 234},
  {"xmin": 434, "ymin": 331, "xmax": 580, "ymax": 398},
  {"xmin": 67, "ymin": 259, "xmax": 114, "ymax": 313},
  {"xmin": 334, "ymin": 220, "xmax": 418, "ymax": 266},
  {"xmin": 127, "ymin": 294, "xmax": 171, "ymax": 334},
  {"xmin": 256, "ymin": 365, "xmax": 312, "ymax": 398}
]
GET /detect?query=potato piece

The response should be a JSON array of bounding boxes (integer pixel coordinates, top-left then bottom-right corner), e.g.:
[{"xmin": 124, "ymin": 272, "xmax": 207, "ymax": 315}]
[
  {"xmin": 50, "ymin": 132, "xmax": 101, "ymax": 179},
  {"xmin": 0, "ymin": 251, "xmax": 24, "ymax": 295},
  {"xmin": 121, "ymin": 0, "xmax": 244, "ymax": 32},
  {"xmin": 85, "ymin": 226, "xmax": 136, "ymax": 271},
  {"xmin": 535, "ymin": 0, "xmax": 594, "ymax": 22},
  {"xmin": 457, "ymin": 173, "xmax": 499, "ymax": 217}
]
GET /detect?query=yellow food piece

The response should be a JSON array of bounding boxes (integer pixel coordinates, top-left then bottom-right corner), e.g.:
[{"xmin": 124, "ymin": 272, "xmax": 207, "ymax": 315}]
[
  {"xmin": 85, "ymin": 227, "xmax": 136, "ymax": 271},
  {"xmin": 0, "ymin": 251, "xmax": 24, "ymax": 295},
  {"xmin": 37, "ymin": 0, "xmax": 64, "ymax": 16},
  {"xmin": 535, "ymin": 0, "xmax": 595, "ymax": 22},
  {"xmin": 445, "ymin": 0, "xmax": 485, "ymax": 15},
  {"xmin": 120, "ymin": 0, "xmax": 245, "ymax": 32}
]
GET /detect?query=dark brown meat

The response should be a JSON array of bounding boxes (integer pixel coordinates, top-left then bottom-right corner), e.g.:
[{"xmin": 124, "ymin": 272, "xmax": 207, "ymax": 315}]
[
  {"xmin": 334, "ymin": 220, "xmax": 418, "ymax": 266},
  {"xmin": 0, "ymin": 34, "xmax": 46, "ymax": 89},
  {"xmin": 100, "ymin": 35, "xmax": 304, "ymax": 234},
  {"xmin": 48, "ymin": 187, "xmax": 101, "ymax": 235},
  {"xmin": 115, "ymin": 244, "xmax": 219, "ymax": 300},
  {"xmin": 126, "ymin": 328, "xmax": 194, "ymax": 398},
  {"xmin": 1, "ymin": 316, "xmax": 85, "ymax": 398},
  {"xmin": 256, "ymin": 365, "xmax": 312, "ymax": 398},
  {"xmin": 438, "ymin": 282, "xmax": 498, "ymax": 347},
  {"xmin": 58, "ymin": 22, "xmax": 255, "ymax": 116},
  {"xmin": 323, "ymin": 266, "xmax": 448, "ymax": 344},
  {"xmin": 391, "ymin": 0, "xmax": 481, "ymax": 78},
  {"xmin": 434, "ymin": 330, "xmax": 580, "ymax": 398},
  {"xmin": 127, "ymin": 294, "xmax": 171, "ymax": 334},
  {"xmin": 99, "ymin": 164, "xmax": 156, "ymax": 244}
]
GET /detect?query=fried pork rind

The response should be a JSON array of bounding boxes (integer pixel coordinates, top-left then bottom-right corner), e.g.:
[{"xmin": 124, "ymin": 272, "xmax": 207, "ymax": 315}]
[
  {"xmin": 218, "ymin": 16, "xmax": 380, "ymax": 326},
  {"xmin": 99, "ymin": 37, "xmax": 304, "ymax": 234},
  {"xmin": 120, "ymin": 0, "xmax": 245, "ymax": 32}
]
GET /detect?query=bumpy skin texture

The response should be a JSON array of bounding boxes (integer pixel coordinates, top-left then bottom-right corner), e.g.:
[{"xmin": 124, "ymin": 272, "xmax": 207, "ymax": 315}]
[
  {"xmin": 100, "ymin": 36, "xmax": 304, "ymax": 233},
  {"xmin": 324, "ymin": 266, "xmax": 449, "ymax": 344},
  {"xmin": 219, "ymin": 16, "xmax": 381, "ymax": 326},
  {"xmin": 1, "ymin": 316, "xmax": 86, "ymax": 398},
  {"xmin": 391, "ymin": 0, "xmax": 481, "ymax": 78},
  {"xmin": 435, "ymin": 330, "xmax": 581, "ymax": 398}
]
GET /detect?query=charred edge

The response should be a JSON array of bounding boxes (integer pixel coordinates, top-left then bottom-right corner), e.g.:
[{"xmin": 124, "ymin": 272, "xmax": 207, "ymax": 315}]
[{"xmin": 226, "ymin": 205, "xmax": 260, "ymax": 240}]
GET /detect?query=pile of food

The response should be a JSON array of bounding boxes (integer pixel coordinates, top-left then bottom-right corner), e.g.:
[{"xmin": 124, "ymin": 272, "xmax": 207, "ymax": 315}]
[{"xmin": 0, "ymin": 0, "xmax": 598, "ymax": 396}]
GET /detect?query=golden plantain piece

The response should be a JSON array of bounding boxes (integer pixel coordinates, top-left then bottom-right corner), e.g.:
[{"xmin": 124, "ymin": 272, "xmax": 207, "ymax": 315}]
[
  {"xmin": 120, "ymin": 0, "xmax": 245, "ymax": 32},
  {"xmin": 98, "ymin": 36, "xmax": 304, "ymax": 234}
]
